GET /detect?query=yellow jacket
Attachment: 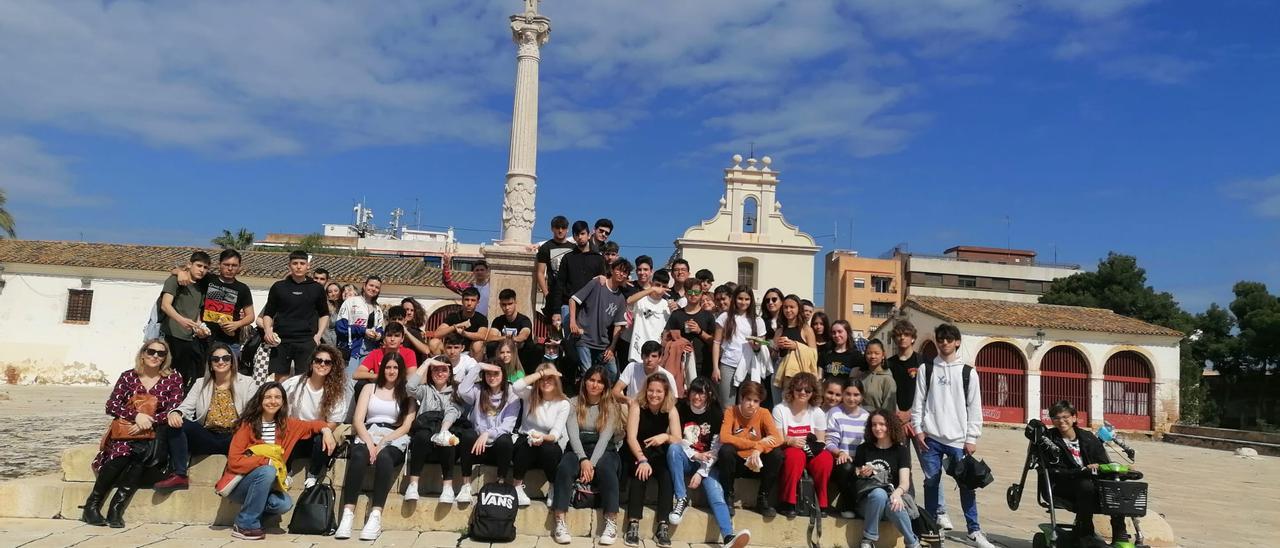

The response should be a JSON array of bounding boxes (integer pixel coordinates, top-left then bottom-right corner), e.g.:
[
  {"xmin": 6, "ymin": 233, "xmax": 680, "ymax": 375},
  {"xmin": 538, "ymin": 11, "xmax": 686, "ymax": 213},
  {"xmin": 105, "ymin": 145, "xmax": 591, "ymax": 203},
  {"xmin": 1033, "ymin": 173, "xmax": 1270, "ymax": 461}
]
[
  {"xmin": 247, "ymin": 443, "xmax": 288, "ymax": 492},
  {"xmin": 774, "ymin": 344, "xmax": 819, "ymax": 388}
]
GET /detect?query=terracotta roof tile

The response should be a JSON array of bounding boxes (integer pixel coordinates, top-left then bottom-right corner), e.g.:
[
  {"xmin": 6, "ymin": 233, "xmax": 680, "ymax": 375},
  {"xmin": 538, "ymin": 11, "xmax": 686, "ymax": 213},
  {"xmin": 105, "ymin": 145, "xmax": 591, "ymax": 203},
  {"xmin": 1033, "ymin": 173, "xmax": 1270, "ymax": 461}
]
[
  {"xmin": 0, "ymin": 240, "xmax": 467, "ymax": 287},
  {"xmin": 906, "ymin": 296, "xmax": 1184, "ymax": 338}
]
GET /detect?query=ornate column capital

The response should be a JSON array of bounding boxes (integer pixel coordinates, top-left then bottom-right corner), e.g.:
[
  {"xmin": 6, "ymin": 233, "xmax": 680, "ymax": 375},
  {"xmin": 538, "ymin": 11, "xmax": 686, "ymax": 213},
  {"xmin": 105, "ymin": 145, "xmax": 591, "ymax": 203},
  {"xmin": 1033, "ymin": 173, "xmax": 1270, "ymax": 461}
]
[{"xmin": 510, "ymin": 15, "xmax": 551, "ymax": 59}]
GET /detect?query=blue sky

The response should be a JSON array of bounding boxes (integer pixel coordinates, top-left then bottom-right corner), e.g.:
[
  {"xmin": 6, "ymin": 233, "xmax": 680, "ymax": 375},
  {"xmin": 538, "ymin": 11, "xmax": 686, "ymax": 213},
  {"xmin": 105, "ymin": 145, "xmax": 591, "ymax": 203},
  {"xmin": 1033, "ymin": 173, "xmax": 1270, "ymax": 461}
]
[{"xmin": 1, "ymin": 0, "xmax": 1277, "ymax": 313}]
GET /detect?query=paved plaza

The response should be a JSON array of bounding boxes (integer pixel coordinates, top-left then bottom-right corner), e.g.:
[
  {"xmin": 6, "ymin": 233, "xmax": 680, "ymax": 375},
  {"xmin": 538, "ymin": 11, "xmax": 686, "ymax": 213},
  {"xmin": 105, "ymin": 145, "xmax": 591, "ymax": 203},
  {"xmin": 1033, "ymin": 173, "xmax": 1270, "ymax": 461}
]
[{"xmin": 2, "ymin": 385, "xmax": 1277, "ymax": 547}]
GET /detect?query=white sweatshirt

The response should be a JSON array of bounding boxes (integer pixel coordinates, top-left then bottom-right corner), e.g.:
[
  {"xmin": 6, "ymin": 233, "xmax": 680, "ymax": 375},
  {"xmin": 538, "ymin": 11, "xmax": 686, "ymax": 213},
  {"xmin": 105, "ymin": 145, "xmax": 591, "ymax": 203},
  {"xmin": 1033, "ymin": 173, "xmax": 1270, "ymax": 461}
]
[{"xmin": 911, "ymin": 355, "xmax": 983, "ymax": 449}]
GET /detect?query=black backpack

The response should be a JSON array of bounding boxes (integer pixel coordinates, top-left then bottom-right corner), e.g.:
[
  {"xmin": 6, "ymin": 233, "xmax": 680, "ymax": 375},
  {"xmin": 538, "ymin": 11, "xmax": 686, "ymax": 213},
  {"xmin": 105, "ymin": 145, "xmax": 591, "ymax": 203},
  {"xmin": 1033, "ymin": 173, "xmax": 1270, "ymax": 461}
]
[
  {"xmin": 466, "ymin": 482, "xmax": 518, "ymax": 542},
  {"xmin": 911, "ymin": 507, "xmax": 944, "ymax": 546},
  {"xmin": 288, "ymin": 473, "xmax": 337, "ymax": 535}
]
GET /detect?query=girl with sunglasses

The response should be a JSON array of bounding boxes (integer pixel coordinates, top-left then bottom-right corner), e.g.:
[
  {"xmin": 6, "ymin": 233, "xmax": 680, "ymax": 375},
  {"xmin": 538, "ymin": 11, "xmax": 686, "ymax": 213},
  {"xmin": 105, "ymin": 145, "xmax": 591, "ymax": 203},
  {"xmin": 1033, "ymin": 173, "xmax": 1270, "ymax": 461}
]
[
  {"xmin": 281, "ymin": 344, "xmax": 350, "ymax": 487},
  {"xmin": 404, "ymin": 356, "xmax": 463, "ymax": 504},
  {"xmin": 759, "ymin": 288, "xmax": 785, "ymax": 340},
  {"xmin": 511, "ymin": 362, "xmax": 570, "ymax": 506},
  {"xmin": 81, "ymin": 339, "xmax": 185, "ymax": 528},
  {"xmin": 154, "ymin": 343, "xmax": 260, "ymax": 491},
  {"xmin": 772, "ymin": 372, "xmax": 833, "ymax": 517}
]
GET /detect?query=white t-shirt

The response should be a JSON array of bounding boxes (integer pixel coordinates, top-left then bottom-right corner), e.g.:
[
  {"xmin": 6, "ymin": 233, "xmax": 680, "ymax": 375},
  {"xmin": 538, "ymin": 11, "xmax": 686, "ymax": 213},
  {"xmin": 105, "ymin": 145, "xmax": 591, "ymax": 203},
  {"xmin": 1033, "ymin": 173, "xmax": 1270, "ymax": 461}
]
[
  {"xmin": 716, "ymin": 313, "xmax": 767, "ymax": 368},
  {"xmin": 1065, "ymin": 437, "xmax": 1083, "ymax": 467},
  {"xmin": 629, "ymin": 296, "xmax": 671, "ymax": 360},
  {"xmin": 282, "ymin": 375, "xmax": 349, "ymax": 423},
  {"xmin": 617, "ymin": 360, "xmax": 680, "ymax": 399},
  {"xmin": 772, "ymin": 405, "xmax": 826, "ymax": 438}
]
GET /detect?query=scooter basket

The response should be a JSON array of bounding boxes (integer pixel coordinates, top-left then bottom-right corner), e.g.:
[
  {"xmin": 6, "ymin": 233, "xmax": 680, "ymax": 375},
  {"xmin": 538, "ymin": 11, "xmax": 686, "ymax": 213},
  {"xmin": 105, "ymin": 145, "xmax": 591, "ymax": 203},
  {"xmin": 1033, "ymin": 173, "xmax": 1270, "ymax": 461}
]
[{"xmin": 1097, "ymin": 480, "xmax": 1147, "ymax": 517}]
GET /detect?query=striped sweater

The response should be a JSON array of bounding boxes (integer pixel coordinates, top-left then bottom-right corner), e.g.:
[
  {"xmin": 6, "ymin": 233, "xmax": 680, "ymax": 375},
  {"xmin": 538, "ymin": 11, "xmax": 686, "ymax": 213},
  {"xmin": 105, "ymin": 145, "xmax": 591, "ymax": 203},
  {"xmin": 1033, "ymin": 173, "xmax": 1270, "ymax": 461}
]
[{"xmin": 825, "ymin": 405, "xmax": 870, "ymax": 454}]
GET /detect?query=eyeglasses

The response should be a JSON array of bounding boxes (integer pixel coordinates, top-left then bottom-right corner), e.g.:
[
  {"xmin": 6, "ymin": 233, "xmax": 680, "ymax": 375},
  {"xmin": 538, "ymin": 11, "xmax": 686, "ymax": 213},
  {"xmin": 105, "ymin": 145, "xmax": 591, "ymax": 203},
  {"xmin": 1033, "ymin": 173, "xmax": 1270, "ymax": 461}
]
[
  {"xmin": 765, "ymin": 297, "xmax": 779, "ymax": 303},
  {"xmin": 598, "ymin": 229, "xmax": 611, "ymax": 237},
  {"xmin": 937, "ymin": 337, "xmax": 958, "ymax": 343},
  {"xmin": 312, "ymin": 357, "xmax": 335, "ymax": 366},
  {"xmin": 794, "ymin": 387, "xmax": 813, "ymax": 394},
  {"xmin": 144, "ymin": 348, "xmax": 168, "ymax": 358},
  {"xmin": 687, "ymin": 289, "xmax": 703, "ymax": 296},
  {"xmin": 1052, "ymin": 415, "xmax": 1074, "ymax": 422},
  {"xmin": 209, "ymin": 355, "xmax": 233, "ymax": 363}
]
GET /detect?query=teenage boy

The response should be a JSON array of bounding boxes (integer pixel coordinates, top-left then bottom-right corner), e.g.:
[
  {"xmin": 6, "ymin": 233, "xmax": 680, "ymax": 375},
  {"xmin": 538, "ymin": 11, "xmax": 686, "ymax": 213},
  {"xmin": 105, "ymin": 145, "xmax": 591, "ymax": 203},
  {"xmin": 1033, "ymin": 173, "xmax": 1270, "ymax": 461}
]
[
  {"xmin": 887, "ymin": 320, "xmax": 924, "ymax": 432},
  {"xmin": 260, "ymin": 250, "xmax": 330, "ymax": 381},
  {"xmin": 665, "ymin": 278, "xmax": 717, "ymax": 379},
  {"xmin": 589, "ymin": 218, "xmax": 613, "ymax": 253},
  {"xmin": 670, "ymin": 259, "xmax": 691, "ymax": 302},
  {"xmin": 161, "ymin": 251, "xmax": 212, "ymax": 390},
  {"xmin": 558, "ymin": 220, "xmax": 606, "ymax": 336},
  {"xmin": 488, "ymin": 288, "xmax": 535, "ymax": 370},
  {"xmin": 312, "ymin": 268, "xmax": 330, "ymax": 288},
  {"xmin": 353, "ymin": 322, "xmax": 419, "ymax": 380},
  {"xmin": 535, "ymin": 215, "xmax": 575, "ymax": 319},
  {"xmin": 200, "ymin": 249, "xmax": 255, "ymax": 357},
  {"xmin": 442, "ymin": 254, "xmax": 492, "ymax": 317},
  {"xmin": 612, "ymin": 340, "xmax": 679, "ymax": 404},
  {"xmin": 336, "ymin": 275, "xmax": 385, "ymax": 374},
  {"xmin": 616, "ymin": 254, "xmax": 656, "ymax": 366},
  {"xmin": 695, "ymin": 269, "xmax": 715, "ymax": 294},
  {"xmin": 432, "ymin": 287, "xmax": 489, "ymax": 358},
  {"xmin": 801, "ymin": 300, "xmax": 816, "ymax": 326},
  {"xmin": 569, "ymin": 258, "xmax": 631, "ymax": 382},
  {"xmin": 911, "ymin": 323, "xmax": 992, "ymax": 548}
]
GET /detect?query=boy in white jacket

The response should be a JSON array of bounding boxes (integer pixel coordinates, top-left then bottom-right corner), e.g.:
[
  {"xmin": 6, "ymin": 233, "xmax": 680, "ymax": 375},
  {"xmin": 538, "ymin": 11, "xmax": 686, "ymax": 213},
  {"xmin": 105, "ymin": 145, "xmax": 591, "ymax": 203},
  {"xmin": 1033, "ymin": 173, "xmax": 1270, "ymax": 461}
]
[{"xmin": 910, "ymin": 324, "xmax": 994, "ymax": 548}]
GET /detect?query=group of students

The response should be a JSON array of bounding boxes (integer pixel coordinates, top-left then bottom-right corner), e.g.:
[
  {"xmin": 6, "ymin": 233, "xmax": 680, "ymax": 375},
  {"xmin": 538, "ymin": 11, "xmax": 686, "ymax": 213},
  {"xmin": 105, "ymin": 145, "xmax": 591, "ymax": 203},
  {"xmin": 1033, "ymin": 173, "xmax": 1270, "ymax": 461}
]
[{"xmin": 85, "ymin": 224, "xmax": 1012, "ymax": 548}]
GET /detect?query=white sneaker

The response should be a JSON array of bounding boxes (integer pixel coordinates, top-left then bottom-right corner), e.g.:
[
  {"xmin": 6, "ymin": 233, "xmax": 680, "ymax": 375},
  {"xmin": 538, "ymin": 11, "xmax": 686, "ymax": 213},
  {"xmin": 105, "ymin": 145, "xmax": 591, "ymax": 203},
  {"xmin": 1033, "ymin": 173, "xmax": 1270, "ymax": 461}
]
[
  {"xmin": 302, "ymin": 477, "xmax": 317, "ymax": 489},
  {"xmin": 439, "ymin": 483, "xmax": 456, "ymax": 504},
  {"xmin": 403, "ymin": 481, "xmax": 420, "ymax": 502},
  {"xmin": 839, "ymin": 510, "xmax": 856, "ymax": 519},
  {"xmin": 455, "ymin": 483, "xmax": 473, "ymax": 504},
  {"xmin": 859, "ymin": 540, "xmax": 875, "ymax": 548},
  {"xmin": 359, "ymin": 510, "xmax": 382, "ymax": 541},
  {"xmin": 515, "ymin": 484, "xmax": 531, "ymax": 507},
  {"xmin": 936, "ymin": 512, "xmax": 954, "ymax": 531},
  {"xmin": 335, "ymin": 509, "xmax": 354, "ymax": 539},
  {"xmin": 599, "ymin": 517, "xmax": 618, "ymax": 545},
  {"xmin": 544, "ymin": 486, "xmax": 554, "ymax": 505},
  {"xmin": 969, "ymin": 530, "xmax": 996, "ymax": 548},
  {"xmin": 553, "ymin": 517, "xmax": 572, "ymax": 544}
]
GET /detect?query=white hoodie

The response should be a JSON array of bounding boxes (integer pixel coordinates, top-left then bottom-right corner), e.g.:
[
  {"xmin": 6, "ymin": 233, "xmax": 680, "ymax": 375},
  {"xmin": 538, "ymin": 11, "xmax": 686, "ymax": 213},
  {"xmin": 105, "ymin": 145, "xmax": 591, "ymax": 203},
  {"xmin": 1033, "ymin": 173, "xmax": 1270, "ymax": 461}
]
[{"xmin": 911, "ymin": 355, "xmax": 983, "ymax": 449}]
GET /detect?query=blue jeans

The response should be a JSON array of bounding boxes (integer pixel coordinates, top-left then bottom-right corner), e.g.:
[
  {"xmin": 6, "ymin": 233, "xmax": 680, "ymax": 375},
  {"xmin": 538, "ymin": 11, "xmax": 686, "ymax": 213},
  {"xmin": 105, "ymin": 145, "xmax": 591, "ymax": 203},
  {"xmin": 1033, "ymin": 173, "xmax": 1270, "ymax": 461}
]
[
  {"xmin": 920, "ymin": 437, "xmax": 979, "ymax": 533},
  {"xmin": 228, "ymin": 464, "xmax": 293, "ymax": 530},
  {"xmin": 575, "ymin": 343, "xmax": 618, "ymax": 384},
  {"xmin": 667, "ymin": 445, "xmax": 733, "ymax": 537},
  {"xmin": 166, "ymin": 419, "xmax": 233, "ymax": 476},
  {"xmin": 860, "ymin": 488, "xmax": 919, "ymax": 545}
]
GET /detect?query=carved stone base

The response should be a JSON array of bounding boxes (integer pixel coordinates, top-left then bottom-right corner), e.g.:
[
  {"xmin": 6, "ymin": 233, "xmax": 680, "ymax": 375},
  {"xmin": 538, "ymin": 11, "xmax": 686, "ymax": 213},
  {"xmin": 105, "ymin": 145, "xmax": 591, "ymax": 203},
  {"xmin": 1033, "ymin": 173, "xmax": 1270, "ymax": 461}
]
[{"xmin": 480, "ymin": 245, "xmax": 538, "ymax": 321}]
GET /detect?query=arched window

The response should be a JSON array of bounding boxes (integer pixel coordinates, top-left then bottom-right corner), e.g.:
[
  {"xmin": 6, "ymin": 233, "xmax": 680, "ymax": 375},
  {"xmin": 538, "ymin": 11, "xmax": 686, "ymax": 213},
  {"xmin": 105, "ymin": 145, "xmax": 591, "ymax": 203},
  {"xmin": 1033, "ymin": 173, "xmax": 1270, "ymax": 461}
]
[{"xmin": 743, "ymin": 197, "xmax": 758, "ymax": 233}]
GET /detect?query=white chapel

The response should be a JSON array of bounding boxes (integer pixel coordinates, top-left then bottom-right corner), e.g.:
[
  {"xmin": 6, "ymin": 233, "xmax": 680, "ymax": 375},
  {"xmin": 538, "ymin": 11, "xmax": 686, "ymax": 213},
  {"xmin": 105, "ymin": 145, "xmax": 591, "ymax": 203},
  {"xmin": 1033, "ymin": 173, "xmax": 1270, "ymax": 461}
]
[{"xmin": 675, "ymin": 154, "xmax": 821, "ymax": 300}]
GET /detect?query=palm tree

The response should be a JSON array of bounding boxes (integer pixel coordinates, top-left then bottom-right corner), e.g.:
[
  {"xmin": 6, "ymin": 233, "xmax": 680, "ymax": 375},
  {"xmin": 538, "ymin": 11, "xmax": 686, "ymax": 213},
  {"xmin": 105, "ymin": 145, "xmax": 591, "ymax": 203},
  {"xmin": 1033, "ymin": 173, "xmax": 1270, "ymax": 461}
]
[
  {"xmin": 211, "ymin": 228, "xmax": 255, "ymax": 250},
  {"xmin": 0, "ymin": 189, "xmax": 15, "ymax": 239}
]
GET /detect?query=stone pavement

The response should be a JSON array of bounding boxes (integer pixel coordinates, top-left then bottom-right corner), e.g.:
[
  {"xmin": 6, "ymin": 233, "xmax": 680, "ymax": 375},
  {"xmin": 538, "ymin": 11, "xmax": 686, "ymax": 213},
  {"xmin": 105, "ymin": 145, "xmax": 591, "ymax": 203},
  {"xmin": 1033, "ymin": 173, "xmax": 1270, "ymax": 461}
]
[{"xmin": 3, "ymin": 385, "xmax": 1279, "ymax": 547}]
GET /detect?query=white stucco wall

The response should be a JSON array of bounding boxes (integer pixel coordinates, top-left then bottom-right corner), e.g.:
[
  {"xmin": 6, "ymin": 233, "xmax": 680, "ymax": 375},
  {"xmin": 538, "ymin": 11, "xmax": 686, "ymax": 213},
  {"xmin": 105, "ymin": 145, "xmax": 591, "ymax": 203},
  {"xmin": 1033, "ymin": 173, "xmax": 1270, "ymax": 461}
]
[
  {"xmin": 0, "ymin": 269, "xmax": 450, "ymax": 382},
  {"xmin": 909, "ymin": 256, "xmax": 1081, "ymax": 282},
  {"xmin": 873, "ymin": 309, "xmax": 1182, "ymax": 431},
  {"xmin": 678, "ymin": 245, "xmax": 817, "ymax": 302}
]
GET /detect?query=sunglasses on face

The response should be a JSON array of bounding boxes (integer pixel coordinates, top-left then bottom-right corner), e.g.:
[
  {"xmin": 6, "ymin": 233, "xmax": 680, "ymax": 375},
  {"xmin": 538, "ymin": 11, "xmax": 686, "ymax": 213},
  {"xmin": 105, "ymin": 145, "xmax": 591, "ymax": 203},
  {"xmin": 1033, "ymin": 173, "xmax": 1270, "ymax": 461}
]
[
  {"xmin": 144, "ymin": 348, "xmax": 168, "ymax": 358},
  {"xmin": 765, "ymin": 297, "xmax": 779, "ymax": 303},
  {"xmin": 312, "ymin": 357, "xmax": 335, "ymax": 366},
  {"xmin": 598, "ymin": 229, "xmax": 611, "ymax": 237},
  {"xmin": 209, "ymin": 355, "xmax": 233, "ymax": 363},
  {"xmin": 794, "ymin": 387, "xmax": 813, "ymax": 394},
  {"xmin": 687, "ymin": 289, "xmax": 703, "ymax": 296}
]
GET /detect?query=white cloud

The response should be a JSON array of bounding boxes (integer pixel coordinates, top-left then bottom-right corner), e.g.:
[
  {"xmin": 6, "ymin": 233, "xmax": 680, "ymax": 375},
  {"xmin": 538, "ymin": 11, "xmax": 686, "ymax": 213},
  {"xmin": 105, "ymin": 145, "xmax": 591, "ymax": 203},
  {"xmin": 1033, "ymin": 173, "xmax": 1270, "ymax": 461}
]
[
  {"xmin": 0, "ymin": 135, "xmax": 106, "ymax": 206},
  {"xmin": 1044, "ymin": 0, "xmax": 1153, "ymax": 20},
  {"xmin": 1100, "ymin": 54, "xmax": 1204, "ymax": 84},
  {"xmin": 845, "ymin": 0, "xmax": 1022, "ymax": 42},
  {"xmin": 1225, "ymin": 174, "xmax": 1280, "ymax": 219}
]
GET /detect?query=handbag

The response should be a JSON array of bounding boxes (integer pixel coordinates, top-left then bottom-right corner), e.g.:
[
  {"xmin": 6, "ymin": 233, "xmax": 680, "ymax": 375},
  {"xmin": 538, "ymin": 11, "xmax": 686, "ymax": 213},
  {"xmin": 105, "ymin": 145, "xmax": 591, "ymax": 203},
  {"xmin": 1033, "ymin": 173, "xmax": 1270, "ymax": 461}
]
[
  {"xmin": 411, "ymin": 410, "xmax": 445, "ymax": 436},
  {"xmin": 570, "ymin": 481, "xmax": 600, "ymax": 509},
  {"xmin": 289, "ymin": 469, "xmax": 338, "ymax": 535},
  {"xmin": 108, "ymin": 394, "xmax": 159, "ymax": 441}
]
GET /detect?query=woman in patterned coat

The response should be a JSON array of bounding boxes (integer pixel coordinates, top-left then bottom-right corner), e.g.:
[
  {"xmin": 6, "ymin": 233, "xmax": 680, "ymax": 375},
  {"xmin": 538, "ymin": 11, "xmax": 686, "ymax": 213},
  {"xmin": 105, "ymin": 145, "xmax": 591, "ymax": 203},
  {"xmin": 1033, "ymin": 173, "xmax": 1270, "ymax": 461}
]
[{"xmin": 80, "ymin": 338, "xmax": 184, "ymax": 528}]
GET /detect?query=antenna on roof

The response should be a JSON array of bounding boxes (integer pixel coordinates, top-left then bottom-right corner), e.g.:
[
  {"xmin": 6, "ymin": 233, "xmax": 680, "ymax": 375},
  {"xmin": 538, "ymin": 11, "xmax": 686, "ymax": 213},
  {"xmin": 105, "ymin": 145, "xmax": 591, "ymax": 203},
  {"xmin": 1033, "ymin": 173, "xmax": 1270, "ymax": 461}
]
[{"xmin": 748, "ymin": 141, "xmax": 756, "ymax": 159}]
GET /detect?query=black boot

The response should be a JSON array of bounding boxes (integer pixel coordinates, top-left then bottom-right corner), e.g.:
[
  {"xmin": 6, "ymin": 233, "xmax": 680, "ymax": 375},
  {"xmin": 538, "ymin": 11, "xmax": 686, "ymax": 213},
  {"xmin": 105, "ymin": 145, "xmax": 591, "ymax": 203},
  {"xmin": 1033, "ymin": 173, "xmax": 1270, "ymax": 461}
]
[
  {"xmin": 756, "ymin": 489, "xmax": 777, "ymax": 519},
  {"xmin": 105, "ymin": 486, "xmax": 137, "ymax": 528},
  {"xmin": 81, "ymin": 458, "xmax": 128, "ymax": 526}
]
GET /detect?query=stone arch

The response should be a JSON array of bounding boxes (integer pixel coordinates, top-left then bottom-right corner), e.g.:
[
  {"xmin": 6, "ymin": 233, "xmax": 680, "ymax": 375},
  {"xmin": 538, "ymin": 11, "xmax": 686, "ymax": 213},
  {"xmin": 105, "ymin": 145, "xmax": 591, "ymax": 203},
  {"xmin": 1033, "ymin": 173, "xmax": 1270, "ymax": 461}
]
[
  {"xmin": 1104, "ymin": 350, "xmax": 1154, "ymax": 430},
  {"xmin": 974, "ymin": 341, "xmax": 1027, "ymax": 424},
  {"xmin": 742, "ymin": 196, "xmax": 759, "ymax": 233},
  {"xmin": 1039, "ymin": 344, "xmax": 1092, "ymax": 424}
]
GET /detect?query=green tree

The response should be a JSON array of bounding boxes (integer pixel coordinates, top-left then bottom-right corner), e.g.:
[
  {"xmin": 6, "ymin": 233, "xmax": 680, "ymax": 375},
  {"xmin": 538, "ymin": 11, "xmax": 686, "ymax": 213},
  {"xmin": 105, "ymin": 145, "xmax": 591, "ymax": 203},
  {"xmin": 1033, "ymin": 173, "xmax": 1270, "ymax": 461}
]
[
  {"xmin": 211, "ymin": 228, "xmax": 255, "ymax": 250},
  {"xmin": 1041, "ymin": 252, "xmax": 1192, "ymax": 332},
  {"xmin": 296, "ymin": 233, "xmax": 328, "ymax": 255},
  {"xmin": 0, "ymin": 189, "xmax": 16, "ymax": 238},
  {"xmin": 1228, "ymin": 281, "xmax": 1280, "ymax": 373}
]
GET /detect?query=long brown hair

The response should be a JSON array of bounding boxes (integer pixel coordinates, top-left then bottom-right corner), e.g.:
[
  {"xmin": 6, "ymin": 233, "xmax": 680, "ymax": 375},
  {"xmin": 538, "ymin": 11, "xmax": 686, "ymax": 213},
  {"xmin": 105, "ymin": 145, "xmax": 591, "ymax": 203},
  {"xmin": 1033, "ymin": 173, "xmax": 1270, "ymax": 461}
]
[
  {"xmin": 479, "ymin": 369, "xmax": 512, "ymax": 417},
  {"xmin": 720, "ymin": 287, "xmax": 758, "ymax": 343},
  {"xmin": 575, "ymin": 365, "xmax": 619, "ymax": 434},
  {"xmin": 492, "ymin": 338, "xmax": 523, "ymax": 380},
  {"xmin": 200, "ymin": 342, "xmax": 241, "ymax": 400},
  {"xmin": 289, "ymin": 344, "xmax": 347, "ymax": 420},
  {"xmin": 375, "ymin": 352, "xmax": 414, "ymax": 427},
  {"xmin": 864, "ymin": 408, "xmax": 904, "ymax": 446},
  {"xmin": 236, "ymin": 382, "xmax": 291, "ymax": 439},
  {"xmin": 526, "ymin": 362, "xmax": 566, "ymax": 419}
]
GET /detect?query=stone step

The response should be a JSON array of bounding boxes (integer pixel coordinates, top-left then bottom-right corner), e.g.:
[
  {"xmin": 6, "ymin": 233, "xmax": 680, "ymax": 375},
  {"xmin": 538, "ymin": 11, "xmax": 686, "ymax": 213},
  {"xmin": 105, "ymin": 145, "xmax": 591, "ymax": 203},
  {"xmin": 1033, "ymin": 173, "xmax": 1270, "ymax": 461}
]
[
  {"xmin": 0, "ymin": 474, "xmax": 909, "ymax": 547},
  {"xmin": 1162, "ymin": 432, "xmax": 1280, "ymax": 457}
]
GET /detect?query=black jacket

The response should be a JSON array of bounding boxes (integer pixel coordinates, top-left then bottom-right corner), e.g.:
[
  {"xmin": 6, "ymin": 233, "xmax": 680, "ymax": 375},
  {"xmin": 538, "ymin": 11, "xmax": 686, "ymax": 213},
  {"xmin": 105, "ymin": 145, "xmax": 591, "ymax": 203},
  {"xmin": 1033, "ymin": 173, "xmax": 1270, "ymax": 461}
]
[
  {"xmin": 1046, "ymin": 426, "xmax": 1110, "ymax": 473},
  {"xmin": 556, "ymin": 248, "xmax": 606, "ymax": 308}
]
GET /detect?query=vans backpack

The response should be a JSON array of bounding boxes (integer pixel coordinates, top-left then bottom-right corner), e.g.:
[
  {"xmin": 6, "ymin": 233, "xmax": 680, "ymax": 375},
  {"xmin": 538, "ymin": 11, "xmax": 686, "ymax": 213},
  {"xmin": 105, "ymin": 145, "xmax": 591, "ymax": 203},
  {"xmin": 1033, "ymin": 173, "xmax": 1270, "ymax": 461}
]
[{"xmin": 466, "ymin": 481, "xmax": 518, "ymax": 543}]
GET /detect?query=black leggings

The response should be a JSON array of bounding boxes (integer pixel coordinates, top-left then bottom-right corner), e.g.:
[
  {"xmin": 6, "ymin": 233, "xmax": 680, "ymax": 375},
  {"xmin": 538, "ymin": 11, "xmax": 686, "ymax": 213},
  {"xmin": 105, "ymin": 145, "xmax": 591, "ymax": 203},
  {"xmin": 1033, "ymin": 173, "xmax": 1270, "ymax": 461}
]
[
  {"xmin": 623, "ymin": 446, "xmax": 673, "ymax": 523},
  {"xmin": 459, "ymin": 432, "xmax": 515, "ymax": 479},
  {"xmin": 341, "ymin": 443, "xmax": 405, "ymax": 508},
  {"xmin": 408, "ymin": 430, "xmax": 457, "ymax": 481},
  {"xmin": 552, "ymin": 449, "xmax": 621, "ymax": 513},
  {"xmin": 513, "ymin": 433, "xmax": 563, "ymax": 482},
  {"xmin": 716, "ymin": 444, "xmax": 784, "ymax": 500},
  {"xmin": 289, "ymin": 436, "xmax": 334, "ymax": 479}
]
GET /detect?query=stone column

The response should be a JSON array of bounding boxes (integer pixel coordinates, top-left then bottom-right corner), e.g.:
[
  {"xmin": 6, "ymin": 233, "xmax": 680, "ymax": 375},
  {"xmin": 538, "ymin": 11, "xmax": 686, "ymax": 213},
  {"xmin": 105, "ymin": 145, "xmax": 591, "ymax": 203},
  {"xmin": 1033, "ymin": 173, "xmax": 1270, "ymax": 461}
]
[{"xmin": 483, "ymin": 5, "xmax": 550, "ymax": 321}]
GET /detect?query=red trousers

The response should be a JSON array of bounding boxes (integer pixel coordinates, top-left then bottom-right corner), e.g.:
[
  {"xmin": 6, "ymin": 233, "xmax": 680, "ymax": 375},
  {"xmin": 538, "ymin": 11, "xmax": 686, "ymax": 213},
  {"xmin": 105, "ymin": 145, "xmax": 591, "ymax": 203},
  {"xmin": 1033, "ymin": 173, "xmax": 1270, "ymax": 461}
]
[{"xmin": 779, "ymin": 446, "xmax": 833, "ymax": 507}]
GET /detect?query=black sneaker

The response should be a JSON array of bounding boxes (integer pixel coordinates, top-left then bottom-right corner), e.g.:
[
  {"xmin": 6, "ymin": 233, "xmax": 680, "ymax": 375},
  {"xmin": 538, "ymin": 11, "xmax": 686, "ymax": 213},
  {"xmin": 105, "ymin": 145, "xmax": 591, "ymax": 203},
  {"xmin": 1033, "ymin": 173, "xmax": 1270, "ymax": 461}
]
[
  {"xmin": 669, "ymin": 496, "xmax": 690, "ymax": 525},
  {"xmin": 654, "ymin": 522, "xmax": 672, "ymax": 547},
  {"xmin": 756, "ymin": 495, "xmax": 777, "ymax": 519},
  {"xmin": 624, "ymin": 520, "xmax": 640, "ymax": 547},
  {"xmin": 723, "ymin": 530, "xmax": 751, "ymax": 548}
]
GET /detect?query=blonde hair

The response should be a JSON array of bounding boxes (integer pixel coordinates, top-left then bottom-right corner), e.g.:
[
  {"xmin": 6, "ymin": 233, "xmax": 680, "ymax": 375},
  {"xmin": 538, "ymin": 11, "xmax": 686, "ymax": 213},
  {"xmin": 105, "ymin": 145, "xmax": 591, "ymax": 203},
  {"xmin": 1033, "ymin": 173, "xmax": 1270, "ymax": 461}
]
[
  {"xmin": 527, "ymin": 362, "xmax": 566, "ymax": 419},
  {"xmin": 136, "ymin": 338, "xmax": 175, "ymax": 377},
  {"xmin": 642, "ymin": 372, "xmax": 676, "ymax": 413},
  {"xmin": 493, "ymin": 338, "xmax": 523, "ymax": 380}
]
